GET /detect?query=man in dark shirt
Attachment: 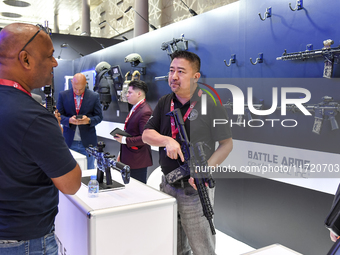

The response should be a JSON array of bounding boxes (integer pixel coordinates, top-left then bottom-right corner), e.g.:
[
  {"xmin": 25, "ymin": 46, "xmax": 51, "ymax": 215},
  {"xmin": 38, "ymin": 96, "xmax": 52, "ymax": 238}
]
[
  {"xmin": 143, "ymin": 51, "xmax": 233, "ymax": 255},
  {"xmin": 0, "ymin": 23, "xmax": 81, "ymax": 254}
]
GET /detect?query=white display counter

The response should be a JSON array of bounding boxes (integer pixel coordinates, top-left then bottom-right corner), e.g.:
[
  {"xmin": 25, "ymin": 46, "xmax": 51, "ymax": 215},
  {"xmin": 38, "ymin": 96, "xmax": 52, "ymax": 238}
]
[
  {"xmin": 69, "ymin": 149, "xmax": 87, "ymax": 171},
  {"xmin": 241, "ymin": 244, "xmax": 302, "ymax": 255},
  {"xmin": 55, "ymin": 170, "xmax": 177, "ymax": 255}
]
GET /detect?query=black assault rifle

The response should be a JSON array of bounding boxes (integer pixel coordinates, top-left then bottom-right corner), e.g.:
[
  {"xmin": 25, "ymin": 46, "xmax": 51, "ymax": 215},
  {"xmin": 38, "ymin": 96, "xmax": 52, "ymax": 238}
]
[
  {"xmin": 284, "ymin": 96, "xmax": 340, "ymax": 134},
  {"xmin": 276, "ymin": 39, "xmax": 340, "ymax": 78},
  {"xmin": 86, "ymin": 141, "xmax": 130, "ymax": 185},
  {"xmin": 166, "ymin": 108, "xmax": 216, "ymax": 235},
  {"xmin": 44, "ymin": 84, "xmax": 55, "ymax": 113}
]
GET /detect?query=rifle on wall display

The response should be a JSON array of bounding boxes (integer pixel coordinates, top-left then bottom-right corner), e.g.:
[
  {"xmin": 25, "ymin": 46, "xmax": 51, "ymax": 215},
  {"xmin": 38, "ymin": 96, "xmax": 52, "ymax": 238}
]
[
  {"xmin": 284, "ymin": 96, "xmax": 340, "ymax": 134},
  {"xmin": 276, "ymin": 39, "xmax": 340, "ymax": 78},
  {"xmin": 161, "ymin": 34, "xmax": 188, "ymax": 56}
]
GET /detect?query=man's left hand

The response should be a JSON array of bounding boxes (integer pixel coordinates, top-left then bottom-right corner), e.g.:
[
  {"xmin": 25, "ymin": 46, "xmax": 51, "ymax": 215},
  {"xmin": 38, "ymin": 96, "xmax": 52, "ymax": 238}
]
[
  {"xmin": 114, "ymin": 134, "xmax": 123, "ymax": 143},
  {"xmin": 188, "ymin": 177, "xmax": 197, "ymax": 190},
  {"xmin": 188, "ymin": 177, "xmax": 209, "ymax": 190}
]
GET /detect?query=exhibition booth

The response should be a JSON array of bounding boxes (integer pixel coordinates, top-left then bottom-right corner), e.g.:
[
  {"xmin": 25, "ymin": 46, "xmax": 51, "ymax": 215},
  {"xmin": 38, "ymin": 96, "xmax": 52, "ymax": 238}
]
[{"xmin": 49, "ymin": 0, "xmax": 340, "ymax": 254}]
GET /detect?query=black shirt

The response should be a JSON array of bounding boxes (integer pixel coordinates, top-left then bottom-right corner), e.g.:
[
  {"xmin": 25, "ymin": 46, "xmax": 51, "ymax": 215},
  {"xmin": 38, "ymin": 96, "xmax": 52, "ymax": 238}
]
[
  {"xmin": 144, "ymin": 87, "xmax": 232, "ymax": 175},
  {"xmin": 0, "ymin": 85, "xmax": 77, "ymax": 240}
]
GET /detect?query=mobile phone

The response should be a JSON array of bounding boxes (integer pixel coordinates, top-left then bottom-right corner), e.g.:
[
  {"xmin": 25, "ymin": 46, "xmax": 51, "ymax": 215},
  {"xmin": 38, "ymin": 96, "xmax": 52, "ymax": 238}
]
[{"xmin": 76, "ymin": 115, "xmax": 83, "ymax": 119}]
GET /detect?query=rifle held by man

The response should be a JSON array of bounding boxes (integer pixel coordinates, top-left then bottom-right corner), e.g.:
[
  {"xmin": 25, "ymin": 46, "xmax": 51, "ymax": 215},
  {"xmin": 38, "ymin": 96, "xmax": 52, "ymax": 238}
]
[{"xmin": 166, "ymin": 108, "xmax": 216, "ymax": 235}]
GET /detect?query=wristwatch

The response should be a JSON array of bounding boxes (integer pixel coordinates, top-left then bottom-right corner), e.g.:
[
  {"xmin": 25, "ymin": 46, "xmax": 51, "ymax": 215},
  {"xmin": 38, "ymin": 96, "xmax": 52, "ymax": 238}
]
[{"xmin": 88, "ymin": 118, "xmax": 91, "ymax": 125}]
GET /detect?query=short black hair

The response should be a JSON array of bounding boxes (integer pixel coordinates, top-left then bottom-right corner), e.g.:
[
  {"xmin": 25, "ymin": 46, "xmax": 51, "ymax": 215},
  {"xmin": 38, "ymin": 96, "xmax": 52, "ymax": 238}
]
[
  {"xmin": 170, "ymin": 51, "xmax": 201, "ymax": 73},
  {"xmin": 129, "ymin": 80, "xmax": 148, "ymax": 94}
]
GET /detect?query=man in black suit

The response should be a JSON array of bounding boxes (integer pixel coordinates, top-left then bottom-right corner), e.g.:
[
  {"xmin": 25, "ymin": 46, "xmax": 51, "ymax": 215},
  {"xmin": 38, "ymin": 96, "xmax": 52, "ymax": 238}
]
[
  {"xmin": 57, "ymin": 73, "xmax": 103, "ymax": 170},
  {"xmin": 114, "ymin": 80, "xmax": 153, "ymax": 183}
]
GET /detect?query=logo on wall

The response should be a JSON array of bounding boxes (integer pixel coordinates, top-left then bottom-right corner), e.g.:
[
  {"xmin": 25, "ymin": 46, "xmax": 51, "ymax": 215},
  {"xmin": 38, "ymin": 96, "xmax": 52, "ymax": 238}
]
[{"xmin": 198, "ymin": 82, "xmax": 223, "ymax": 107}]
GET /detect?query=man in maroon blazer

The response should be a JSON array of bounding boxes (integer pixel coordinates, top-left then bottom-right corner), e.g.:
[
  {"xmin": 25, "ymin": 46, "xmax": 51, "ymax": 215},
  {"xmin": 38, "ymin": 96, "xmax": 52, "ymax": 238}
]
[{"xmin": 114, "ymin": 80, "xmax": 153, "ymax": 183}]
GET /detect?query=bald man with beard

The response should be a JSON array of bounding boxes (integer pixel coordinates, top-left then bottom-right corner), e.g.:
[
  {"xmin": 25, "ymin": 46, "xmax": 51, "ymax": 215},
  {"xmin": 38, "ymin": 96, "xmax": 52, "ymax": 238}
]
[{"xmin": 0, "ymin": 23, "xmax": 81, "ymax": 254}]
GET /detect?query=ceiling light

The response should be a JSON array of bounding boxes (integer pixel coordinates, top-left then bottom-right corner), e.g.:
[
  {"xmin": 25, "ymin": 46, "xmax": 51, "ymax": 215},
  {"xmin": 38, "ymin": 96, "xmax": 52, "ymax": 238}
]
[
  {"xmin": 1, "ymin": 12, "xmax": 22, "ymax": 18},
  {"xmin": 3, "ymin": 0, "xmax": 30, "ymax": 7}
]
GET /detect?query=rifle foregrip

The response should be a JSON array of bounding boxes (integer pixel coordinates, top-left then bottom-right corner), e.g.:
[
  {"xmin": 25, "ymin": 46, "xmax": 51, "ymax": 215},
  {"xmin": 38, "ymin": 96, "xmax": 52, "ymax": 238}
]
[
  {"xmin": 46, "ymin": 96, "xmax": 53, "ymax": 113},
  {"xmin": 196, "ymin": 181, "xmax": 216, "ymax": 235},
  {"xmin": 208, "ymin": 219, "xmax": 216, "ymax": 235}
]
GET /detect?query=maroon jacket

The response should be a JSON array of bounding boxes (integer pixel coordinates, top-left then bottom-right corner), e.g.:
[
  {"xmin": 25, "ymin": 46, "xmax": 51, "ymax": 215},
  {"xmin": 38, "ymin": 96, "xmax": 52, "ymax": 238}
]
[{"xmin": 120, "ymin": 101, "xmax": 153, "ymax": 169}]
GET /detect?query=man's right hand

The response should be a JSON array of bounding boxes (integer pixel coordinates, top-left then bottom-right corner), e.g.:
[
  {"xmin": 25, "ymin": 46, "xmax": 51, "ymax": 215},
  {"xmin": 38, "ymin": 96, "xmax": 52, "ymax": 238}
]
[
  {"xmin": 142, "ymin": 129, "xmax": 184, "ymax": 162},
  {"xmin": 69, "ymin": 115, "xmax": 79, "ymax": 125},
  {"xmin": 165, "ymin": 137, "xmax": 184, "ymax": 162}
]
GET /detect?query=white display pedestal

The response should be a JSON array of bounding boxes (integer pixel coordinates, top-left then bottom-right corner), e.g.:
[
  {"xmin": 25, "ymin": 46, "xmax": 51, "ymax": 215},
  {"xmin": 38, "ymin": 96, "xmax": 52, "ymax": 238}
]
[
  {"xmin": 241, "ymin": 244, "xmax": 302, "ymax": 255},
  {"xmin": 69, "ymin": 149, "xmax": 87, "ymax": 171},
  {"xmin": 55, "ymin": 170, "xmax": 177, "ymax": 255}
]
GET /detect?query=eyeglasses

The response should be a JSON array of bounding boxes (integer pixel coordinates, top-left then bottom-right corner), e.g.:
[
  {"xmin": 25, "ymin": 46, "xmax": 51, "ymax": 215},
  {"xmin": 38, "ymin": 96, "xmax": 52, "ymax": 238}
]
[{"xmin": 19, "ymin": 24, "xmax": 52, "ymax": 53}]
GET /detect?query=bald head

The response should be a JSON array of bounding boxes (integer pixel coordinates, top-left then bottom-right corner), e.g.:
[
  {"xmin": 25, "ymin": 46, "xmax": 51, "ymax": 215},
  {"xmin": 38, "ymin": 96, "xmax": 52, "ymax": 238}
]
[
  {"xmin": 0, "ymin": 23, "xmax": 40, "ymax": 63},
  {"xmin": 0, "ymin": 23, "xmax": 57, "ymax": 92},
  {"xmin": 72, "ymin": 73, "xmax": 87, "ymax": 95}
]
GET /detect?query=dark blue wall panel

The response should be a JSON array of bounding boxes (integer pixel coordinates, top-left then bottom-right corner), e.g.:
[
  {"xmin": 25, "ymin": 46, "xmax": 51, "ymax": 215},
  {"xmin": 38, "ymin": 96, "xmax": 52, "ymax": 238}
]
[{"xmin": 55, "ymin": 0, "xmax": 340, "ymax": 155}]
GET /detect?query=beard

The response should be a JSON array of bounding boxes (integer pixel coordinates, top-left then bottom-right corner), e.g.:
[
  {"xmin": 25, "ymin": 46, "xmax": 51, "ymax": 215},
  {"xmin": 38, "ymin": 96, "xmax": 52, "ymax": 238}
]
[{"xmin": 169, "ymin": 81, "xmax": 180, "ymax": 93}]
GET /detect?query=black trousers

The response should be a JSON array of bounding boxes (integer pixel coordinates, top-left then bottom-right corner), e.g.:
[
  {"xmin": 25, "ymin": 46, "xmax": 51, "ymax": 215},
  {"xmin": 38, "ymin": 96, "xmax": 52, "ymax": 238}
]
[{"xmin": 130, "ymin": 167, "xmax": 148, "ymax": 184}]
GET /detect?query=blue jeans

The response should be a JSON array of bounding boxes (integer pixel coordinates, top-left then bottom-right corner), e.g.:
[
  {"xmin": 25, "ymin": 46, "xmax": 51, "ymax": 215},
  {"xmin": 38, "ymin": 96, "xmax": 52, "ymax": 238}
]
[
  {"xmin": 160, "ymin": 175, "xmax": 216, "ymax": 255},
  {"xmin": 70, "ymin": 140, "xmax": 95, "ymax": 170},
  {"xmin": 0, "ymin": 226, "xmax": 57, "ymax": 255}
]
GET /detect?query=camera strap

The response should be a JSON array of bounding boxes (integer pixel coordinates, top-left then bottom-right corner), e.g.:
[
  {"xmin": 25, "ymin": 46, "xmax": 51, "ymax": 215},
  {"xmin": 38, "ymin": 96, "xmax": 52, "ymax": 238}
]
[{"xmin": 0, "ymin": 79, "xmax": 31, "ymax": 96}]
